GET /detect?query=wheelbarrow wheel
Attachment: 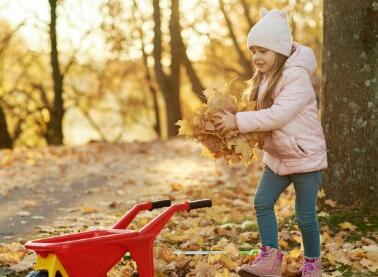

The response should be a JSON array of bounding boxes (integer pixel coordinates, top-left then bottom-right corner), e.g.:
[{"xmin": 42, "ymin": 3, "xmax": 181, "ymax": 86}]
[{"xmin": 26, "ymin": 270, "xmax": 48, "ymax": 277}]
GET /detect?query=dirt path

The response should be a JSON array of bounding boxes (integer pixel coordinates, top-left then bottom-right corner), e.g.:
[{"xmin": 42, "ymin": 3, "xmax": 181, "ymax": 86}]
[{"xmin": 0, "ymin": 138, "xmax": 254, "ymax": 242}]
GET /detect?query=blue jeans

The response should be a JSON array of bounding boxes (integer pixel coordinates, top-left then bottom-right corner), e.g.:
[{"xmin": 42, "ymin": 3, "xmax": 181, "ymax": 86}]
[{"xmin": 254, "ymin": 165, "xmax": 322, "ymax": 258}]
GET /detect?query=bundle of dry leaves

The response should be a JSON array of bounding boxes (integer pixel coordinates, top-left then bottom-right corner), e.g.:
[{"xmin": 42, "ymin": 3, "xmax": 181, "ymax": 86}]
[{"xmin": 176, "ymin": 79, "xmax": 259, "ymax": 166}]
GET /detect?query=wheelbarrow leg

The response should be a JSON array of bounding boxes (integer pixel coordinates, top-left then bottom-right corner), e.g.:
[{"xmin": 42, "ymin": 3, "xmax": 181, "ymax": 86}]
[
  {"xmin": 34, "ymin": 253, "xmax": 69, "ymax": 277},
  {"xmin": 129, "ymin": 240, "xmax": 154, "ymax": 277}
]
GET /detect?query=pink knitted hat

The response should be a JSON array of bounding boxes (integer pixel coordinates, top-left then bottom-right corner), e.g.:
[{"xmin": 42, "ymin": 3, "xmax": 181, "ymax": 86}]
[{"xmin": 247, "ymin": 7, "xmax": 293, "ymax": 57}]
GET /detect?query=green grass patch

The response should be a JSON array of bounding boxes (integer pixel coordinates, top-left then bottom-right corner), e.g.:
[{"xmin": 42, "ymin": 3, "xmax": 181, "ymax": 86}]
[{"xmin": 319, "ymin": 208, "xmax": 378, "ymax": 241}]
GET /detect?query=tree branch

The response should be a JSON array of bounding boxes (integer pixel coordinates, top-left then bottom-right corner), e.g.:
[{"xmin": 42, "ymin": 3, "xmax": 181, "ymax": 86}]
[{"xmin": 218, "ymin": 0, "xmax": 252, "ymax": 78}]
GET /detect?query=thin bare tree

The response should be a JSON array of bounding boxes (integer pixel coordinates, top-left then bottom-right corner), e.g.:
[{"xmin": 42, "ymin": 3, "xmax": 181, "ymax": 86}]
[
  {"xmin": 219, "ymin": 0, "xmax": 253, "ymax": 79},
  {"xmin": 152, "ymin": 0, "xmax": 183, "ymax": 137},
  {"xmin": 46, "ymin": 0, "xmax": 64, "ymax": 145},
  {"xmin": 131, "ymin": 0, "xmax": 162, "ymax": 137}
]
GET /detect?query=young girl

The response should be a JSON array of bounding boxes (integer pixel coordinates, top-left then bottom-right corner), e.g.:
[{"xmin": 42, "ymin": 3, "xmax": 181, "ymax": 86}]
[{"xmin": 214, "ymin": 7, "xmax": 327, "ymax": 277}]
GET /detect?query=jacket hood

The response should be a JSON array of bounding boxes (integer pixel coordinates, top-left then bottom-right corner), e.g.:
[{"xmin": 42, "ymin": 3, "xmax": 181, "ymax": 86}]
[{"xmin": 284, "ymin": 42, "xmax": 317, "ymax": 75}]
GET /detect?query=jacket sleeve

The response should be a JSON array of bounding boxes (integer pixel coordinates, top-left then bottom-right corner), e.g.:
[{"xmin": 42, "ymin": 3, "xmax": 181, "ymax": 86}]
[{"xmin": 235, "ymin": 68, "xmax": 314, "ymax": 133}]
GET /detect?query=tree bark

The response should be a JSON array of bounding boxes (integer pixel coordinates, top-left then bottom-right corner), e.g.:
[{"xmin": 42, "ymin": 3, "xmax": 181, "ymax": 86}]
[
  {"xmin": 47, "ymin": 0, "xmax": 64, "ymax": 145},
  {"xmin": 152, "ymin": 0, "xmax": 183, "ymax": 137},
  {"xmin": 0, "ymin": 104, "xmax": 12, "ymax": 149},
  {"xmin": 321, "ymin": 0, "xmax": 378, "ymax": 211}
]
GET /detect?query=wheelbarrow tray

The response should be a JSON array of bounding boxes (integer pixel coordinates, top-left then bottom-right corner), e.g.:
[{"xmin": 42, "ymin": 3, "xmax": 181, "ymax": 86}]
[{"xmin": 26, "ymin": 229, "xmax": 140, "ymax": 276}]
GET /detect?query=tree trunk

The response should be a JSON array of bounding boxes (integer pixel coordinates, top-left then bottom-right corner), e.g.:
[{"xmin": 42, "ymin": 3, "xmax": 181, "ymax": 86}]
[
  {"xmin": 47, "ymin": 0, "xmax": 64, "ymax": 145},
  {"xmin": 167, "ymin": 0, "xmax": 183, "ymax": 137},
  {"xmin": 0, "ymin": 105, "xmax": 12, "ymax": 149},
  {"xmin": 321, "ymin": 0, "xmax": 378, "ymax": 211},
  {"xmin": 152, "ymin": 0, "xmax": 182, "ymax": 137}
]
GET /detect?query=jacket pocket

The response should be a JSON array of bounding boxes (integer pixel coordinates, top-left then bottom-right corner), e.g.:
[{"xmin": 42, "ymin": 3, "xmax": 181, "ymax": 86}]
[{"xmin": 272, "ymin": 135, "xmax": 307, "ymax": 160}]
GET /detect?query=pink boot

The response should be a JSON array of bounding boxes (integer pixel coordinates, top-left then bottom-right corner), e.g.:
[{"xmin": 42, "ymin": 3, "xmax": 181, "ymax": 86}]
[
  {"xmin": 238, "ymin": 246, "xmax": 283, "ymax": 277},
  {"xmin": 301, "ymin": 257, "xmax": 322, "ymax": 277}
]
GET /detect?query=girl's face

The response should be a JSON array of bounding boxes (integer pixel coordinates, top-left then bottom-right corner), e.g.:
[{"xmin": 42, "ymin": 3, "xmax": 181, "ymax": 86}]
[{"xmin": 250, "ymin": 46, "xmax": 277, "ymax": 74}]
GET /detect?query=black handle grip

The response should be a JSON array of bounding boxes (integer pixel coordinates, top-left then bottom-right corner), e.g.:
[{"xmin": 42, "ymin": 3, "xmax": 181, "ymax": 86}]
[
  {"xmin": 188, "ymin": 199, "xmax": 212, "ymax": 210},
  {"xmin": 150, "ymin": 199, "xmax": 172, "ymax": 210}
]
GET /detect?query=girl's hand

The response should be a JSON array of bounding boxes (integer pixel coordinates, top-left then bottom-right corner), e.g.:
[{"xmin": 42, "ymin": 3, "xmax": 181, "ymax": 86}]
[{"xmin": 214, "ymin": 109, "xmax": 238, "ymax": 131}]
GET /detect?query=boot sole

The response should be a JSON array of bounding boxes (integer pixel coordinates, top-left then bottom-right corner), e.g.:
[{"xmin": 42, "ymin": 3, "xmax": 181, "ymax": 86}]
[{"xmin": 238, "ymin": 268, "xmax": 281, "ymax": 277}]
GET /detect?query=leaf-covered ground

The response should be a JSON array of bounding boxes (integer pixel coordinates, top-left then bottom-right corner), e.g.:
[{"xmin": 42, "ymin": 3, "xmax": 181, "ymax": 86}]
[{"xmin": 0, "ymin": 139, "xmax": 377, "ymax": 276}]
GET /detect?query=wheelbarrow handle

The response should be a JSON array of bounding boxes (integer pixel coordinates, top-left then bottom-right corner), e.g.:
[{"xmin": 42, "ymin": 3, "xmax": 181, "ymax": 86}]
[
  {"xmin": 150, "ymin": 199, "xmax": 171, "ymax": 210},
  {"xmin": 112, "ymin": 200, "xmax": 171, "ymax": 229},
  {"xmin": 188, "ymin": 199, "xmax": 212, "ymax": 210},
  {"xmin": 140, "ymin": 199, "xmax": 212, "ymax": 236}
]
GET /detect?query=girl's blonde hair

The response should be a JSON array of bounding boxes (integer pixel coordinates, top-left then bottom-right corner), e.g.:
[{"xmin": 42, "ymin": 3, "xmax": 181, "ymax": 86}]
[
  {"xmin": 242, "ymin": 52, "xmax": 288, "ymax": 109},
  {"xmin": 241, "ymin": 51, "xmax": 289, "ymax": 148}
]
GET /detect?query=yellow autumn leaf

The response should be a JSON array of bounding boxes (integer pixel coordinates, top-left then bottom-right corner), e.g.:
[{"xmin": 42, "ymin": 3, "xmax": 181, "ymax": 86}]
[
  {"xmin": 154, "ymin": 246, "xmax": 175, "ymax": 263},
  {"xmin": 163, "ymin": 231, "xmax": 190, "ymax": 243},
  {"xmin": 193, "ymin": 234, "xmax": 204, "ymax": 245},
  {"xmin": 350, "ymin": 261, "xmax": 365, "ymax": 270},
  {"xmin": 318, "ymin": 188, "xmax": 326, "ymax": 198},
  {"xmin": 201, "ymin": 147, "xmax": 215, "ymax": 159},
  {"xmin": 235, "ymin": 140, "xmax": 253, "ymax": 162},
  {"xmin": 137, "ymin": 217, "xmax": 150, "ymax": 226},
  {"xmin": 252, "ymin": 147, "xmax": 262, "ymax": 161},
  {"xmin": 221, "ymin": 255, "xmax": 238, "ymax": 269},
  {"xmin": 0, "ymin": 252, "xmax": 23, "ymax": 264},
  {"xmin": 318, "ymin": 211, "xmax": 329, "ymax": 217},
  {"xmin": 367, "ymin": 251, "xmax": 378, "ymax": 263},
  {"xmin": 170, "ymin": 182, "xmax": 183, "ymax": 191},
  {"xmin": 350, "ymin": 248, "xmax": 367, "ymax": 259},
  {"xmin": 176, "ymin": 119, "xmax": 193, "ymax": 136},
  {"xmin": 322, "ymin": 231, "xmax": 332, "ymax": 242},
  {"xmin": 327, "ymin": 253, "xmax": 337, "ymax": 266},
  {"xmin": 224, "ymin": 243, "xmax": 240, "ymax": 258},
  {"xmin": 81, "ymin": 206, "xmax": 99, "ymax": 214},
  {"xmin": 288, "ymin": 248, "xmax": 301, "ymax": 258},
  {"xmin": 279, "ymin": 239, "xmax": 289, "ymax": 249},
  {"xmin": 338, "ymin": 221, "xmax": 357, "ymax": 231},
  {"xmin": 208, "ymin": 254, "xmax": 222, "ymax": 264},
  {"xmin": 360, "ymin": 258, "xmax": 378, "ymax": 272}
]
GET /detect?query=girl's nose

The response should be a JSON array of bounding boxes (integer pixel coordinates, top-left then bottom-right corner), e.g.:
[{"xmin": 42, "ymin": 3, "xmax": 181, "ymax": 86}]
[
  {"xmin": 253, "ymin": 53, "xmax": 262, "ymax": 61},
  {"xmin": 253, "ymin": 56, "xmax": 262, "ymax": 63}
]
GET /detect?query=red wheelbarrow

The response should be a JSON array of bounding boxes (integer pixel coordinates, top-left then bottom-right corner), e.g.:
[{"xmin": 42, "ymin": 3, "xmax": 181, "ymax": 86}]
[{"xmin": 25, "ymin": 199, "xmax": 212, "ymax": 277}]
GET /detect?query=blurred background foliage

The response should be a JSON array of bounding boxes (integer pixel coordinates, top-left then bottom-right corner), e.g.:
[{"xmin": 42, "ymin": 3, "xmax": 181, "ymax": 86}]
[{"xmin": 0, "ymin": 0, "xmax": 322, "ymax": 148}]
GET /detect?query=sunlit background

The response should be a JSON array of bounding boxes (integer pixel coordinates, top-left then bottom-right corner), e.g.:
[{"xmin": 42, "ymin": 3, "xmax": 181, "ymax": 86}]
[{"xmin": 0, "ymin": 0, "xmax": 322, "ymax": 147}]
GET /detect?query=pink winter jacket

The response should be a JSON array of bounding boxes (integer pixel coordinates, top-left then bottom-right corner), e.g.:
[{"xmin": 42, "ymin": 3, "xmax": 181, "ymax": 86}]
[{"xmin": 236, "ymin": 44, "xmax": 327, "ymax": 176}]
